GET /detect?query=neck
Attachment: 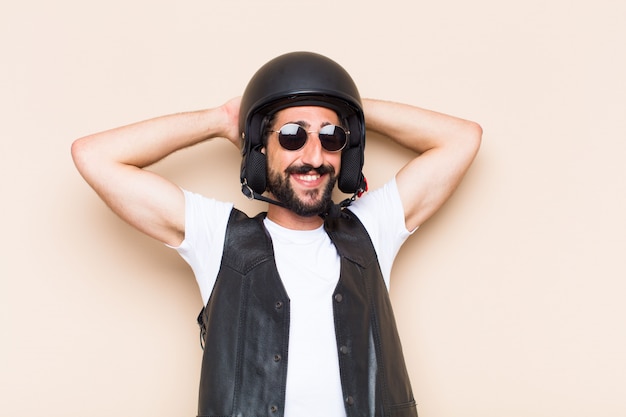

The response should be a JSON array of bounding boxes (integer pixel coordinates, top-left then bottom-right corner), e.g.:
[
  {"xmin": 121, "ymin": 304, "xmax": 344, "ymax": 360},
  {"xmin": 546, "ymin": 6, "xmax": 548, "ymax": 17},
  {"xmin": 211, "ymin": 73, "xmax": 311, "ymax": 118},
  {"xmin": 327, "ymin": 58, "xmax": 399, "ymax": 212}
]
[{"xmin": 266, "ymin": 204, "xmax": 324, "ymax": 230}]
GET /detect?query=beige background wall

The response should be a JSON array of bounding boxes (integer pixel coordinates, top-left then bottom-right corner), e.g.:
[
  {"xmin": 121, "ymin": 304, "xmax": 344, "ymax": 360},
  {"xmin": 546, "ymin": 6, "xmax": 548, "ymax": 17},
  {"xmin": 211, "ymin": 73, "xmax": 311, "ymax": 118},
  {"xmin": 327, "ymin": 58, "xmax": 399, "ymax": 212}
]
[{"xmin": 2, "ymin": 1, "xmax": 625, "ymax": 416}]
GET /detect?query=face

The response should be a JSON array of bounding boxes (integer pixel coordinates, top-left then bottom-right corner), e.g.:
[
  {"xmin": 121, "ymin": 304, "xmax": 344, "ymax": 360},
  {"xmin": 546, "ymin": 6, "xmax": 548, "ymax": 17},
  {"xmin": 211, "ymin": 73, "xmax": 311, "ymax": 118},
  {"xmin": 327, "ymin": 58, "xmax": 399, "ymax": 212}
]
[{"xmin": 264, "ymin": 106, "xmax": 343, "ymax": 217}]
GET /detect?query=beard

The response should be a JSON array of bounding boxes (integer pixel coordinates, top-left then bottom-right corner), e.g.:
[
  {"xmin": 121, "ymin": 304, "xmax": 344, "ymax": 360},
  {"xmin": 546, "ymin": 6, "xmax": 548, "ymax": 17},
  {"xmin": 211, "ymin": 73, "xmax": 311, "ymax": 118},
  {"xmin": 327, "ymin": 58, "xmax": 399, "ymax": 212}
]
[{"xmin": 266, "ymin": 164, "xmax": 337, "ymax": 217}]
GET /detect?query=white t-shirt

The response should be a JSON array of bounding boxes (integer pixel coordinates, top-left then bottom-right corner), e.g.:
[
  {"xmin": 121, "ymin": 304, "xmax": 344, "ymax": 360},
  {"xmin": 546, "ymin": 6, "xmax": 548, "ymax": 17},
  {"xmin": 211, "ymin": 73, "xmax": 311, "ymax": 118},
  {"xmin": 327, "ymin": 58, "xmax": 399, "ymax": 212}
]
[{"xmin": 172, "ymin": 177, "xmax": 413, "ymax": 417}]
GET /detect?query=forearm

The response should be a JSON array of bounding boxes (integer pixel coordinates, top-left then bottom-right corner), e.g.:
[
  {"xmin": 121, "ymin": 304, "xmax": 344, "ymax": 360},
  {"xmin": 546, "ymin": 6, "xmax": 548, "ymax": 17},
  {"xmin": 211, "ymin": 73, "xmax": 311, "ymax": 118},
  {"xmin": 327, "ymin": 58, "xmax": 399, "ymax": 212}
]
[
  {"xmin": 362, "ymin": 98, "xmax": 480, "ymax": 154},
  {"xmin": 72, "ymin": 106, "xmax": 235, "ymax": 171}
]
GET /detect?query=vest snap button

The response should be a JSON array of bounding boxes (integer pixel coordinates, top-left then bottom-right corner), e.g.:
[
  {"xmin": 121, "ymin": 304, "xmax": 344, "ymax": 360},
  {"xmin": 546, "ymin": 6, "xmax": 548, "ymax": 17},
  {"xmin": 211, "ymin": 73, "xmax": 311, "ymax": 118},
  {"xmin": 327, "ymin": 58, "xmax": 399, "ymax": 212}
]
[
  {"xmin": 273, "ymin": 354, "xmax": 281, "ymax": 362},
  {"xmin": 345, "ymin": 396, "xmax": 354, "ymax": 406},
  {"xmin": 270, "ymin": 405, "xmax": 278, "ymax": 413},
  {"xmin": 340, "ymin": 345, "xmax": 350, "ymax": 354},
  {"xmin": 334, "ymin": 293, "xmax": 343, "ymax": 302},
  {"xmin": 275, "ymin": 301, "xmax": 283, "ymax": 309}
]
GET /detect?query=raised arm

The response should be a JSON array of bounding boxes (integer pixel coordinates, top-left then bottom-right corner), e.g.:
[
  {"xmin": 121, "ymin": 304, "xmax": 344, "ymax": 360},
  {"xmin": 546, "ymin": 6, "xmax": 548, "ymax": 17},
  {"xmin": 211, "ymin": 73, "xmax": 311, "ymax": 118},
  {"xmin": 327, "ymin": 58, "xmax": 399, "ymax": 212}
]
[
  {"xmin": 362, "ymin": 99, "xmax": 482, "ymax": 231},
  {"xmin": 71, "ymin": 97, "xmax": 241, "ymax": 247}
]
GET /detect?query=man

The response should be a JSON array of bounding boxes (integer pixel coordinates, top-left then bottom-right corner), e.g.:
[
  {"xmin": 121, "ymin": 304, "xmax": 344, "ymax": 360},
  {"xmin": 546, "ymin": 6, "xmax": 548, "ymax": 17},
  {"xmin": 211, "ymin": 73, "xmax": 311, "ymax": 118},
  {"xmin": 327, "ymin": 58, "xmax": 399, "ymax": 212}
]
[{"xmin": 72, "ymin": 51, "xmax": 481, "ymax": 417}]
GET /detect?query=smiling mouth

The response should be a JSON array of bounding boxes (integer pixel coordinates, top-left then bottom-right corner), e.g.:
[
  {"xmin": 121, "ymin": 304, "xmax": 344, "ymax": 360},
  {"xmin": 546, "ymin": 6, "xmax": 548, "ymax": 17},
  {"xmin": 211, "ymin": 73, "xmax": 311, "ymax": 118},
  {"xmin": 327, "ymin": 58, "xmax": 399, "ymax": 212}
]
[{"xmin": 294, "ymin": 173, "xmax": 322, "ymax": 182}]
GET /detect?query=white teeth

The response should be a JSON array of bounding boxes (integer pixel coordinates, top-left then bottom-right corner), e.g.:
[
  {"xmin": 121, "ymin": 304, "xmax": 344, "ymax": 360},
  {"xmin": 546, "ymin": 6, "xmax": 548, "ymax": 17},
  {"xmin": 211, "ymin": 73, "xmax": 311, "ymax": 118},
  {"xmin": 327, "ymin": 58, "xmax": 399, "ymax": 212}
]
[{"xmin": 296, "ymin": 174, "xmax": 320, "ymax": 181}]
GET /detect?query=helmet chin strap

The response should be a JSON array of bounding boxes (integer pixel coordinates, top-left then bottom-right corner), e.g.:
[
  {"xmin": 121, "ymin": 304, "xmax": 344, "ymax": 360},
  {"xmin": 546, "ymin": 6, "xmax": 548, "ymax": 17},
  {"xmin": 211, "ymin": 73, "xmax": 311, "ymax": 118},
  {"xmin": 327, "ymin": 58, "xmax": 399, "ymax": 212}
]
[
  {"xmin": 241, "ymin": 182, "xmax": 286, "ymax": 208},
  {"xmin": 241, "ymin": 180, "xmax": 366, "ymax": 219}
]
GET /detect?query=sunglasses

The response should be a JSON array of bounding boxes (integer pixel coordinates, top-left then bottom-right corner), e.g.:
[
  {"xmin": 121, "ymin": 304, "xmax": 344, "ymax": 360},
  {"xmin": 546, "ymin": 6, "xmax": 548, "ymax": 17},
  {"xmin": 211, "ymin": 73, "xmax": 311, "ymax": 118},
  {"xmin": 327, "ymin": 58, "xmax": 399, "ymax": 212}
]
[{"xmin": 271, "ymin": 123, "xmax": 349, "ymax": 152}]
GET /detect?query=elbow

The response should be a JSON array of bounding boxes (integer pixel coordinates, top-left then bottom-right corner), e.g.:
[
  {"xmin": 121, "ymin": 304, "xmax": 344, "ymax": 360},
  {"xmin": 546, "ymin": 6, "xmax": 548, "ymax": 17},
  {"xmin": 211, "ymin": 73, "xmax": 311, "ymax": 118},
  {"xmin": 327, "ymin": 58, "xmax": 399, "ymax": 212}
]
[
  {"xmin": 70, "ymin": 136, "xmax": 97, "ymax": 177},
  {"xmin": 466, "ymin": 121, "xmax": 483, "ymax": 156},
  {"xmin": 70, "ymin": 137, "xmax": 87, "ymax": 169}
]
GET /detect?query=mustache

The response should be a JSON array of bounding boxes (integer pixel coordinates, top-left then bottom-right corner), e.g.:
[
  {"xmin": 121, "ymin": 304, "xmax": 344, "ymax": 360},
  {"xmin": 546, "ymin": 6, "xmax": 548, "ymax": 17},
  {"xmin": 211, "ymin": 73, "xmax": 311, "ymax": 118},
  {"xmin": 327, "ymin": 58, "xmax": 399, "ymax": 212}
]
[{"xmin": 286, "ymin": 164, "xmax": 335, "ymax": 176}]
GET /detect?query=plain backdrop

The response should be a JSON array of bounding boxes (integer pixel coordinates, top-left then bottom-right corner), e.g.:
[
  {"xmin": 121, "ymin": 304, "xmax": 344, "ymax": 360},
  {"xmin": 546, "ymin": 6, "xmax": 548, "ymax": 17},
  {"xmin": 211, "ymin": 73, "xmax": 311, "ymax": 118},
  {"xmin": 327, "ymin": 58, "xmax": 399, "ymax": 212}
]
[{"xmin": 1, "ymin": 1, "xmax": 625, "ymax": 416}]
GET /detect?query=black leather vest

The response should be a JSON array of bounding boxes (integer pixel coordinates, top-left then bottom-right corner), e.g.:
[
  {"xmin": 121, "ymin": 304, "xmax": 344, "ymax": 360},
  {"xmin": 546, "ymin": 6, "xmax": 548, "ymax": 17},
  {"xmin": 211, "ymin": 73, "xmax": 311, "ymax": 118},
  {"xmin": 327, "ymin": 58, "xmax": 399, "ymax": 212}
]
[{"xmin": 196, "ymin": 208, "xmax": 417, "ymax": 417}]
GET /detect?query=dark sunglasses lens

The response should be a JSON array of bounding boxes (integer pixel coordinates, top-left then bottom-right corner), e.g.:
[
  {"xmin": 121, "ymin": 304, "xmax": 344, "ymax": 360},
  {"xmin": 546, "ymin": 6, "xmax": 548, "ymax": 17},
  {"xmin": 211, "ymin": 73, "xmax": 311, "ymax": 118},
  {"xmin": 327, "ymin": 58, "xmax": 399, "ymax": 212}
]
[
  {"xmin": 278, "ymin": 124, "xmax": 307, "ymax": 150},
  {"xmin": 319, "ymin": 125, "xmax": 347, "ymax": 152},
  {"xmin": 277, "ymin": 123, "xmax": 347, "ymax": 152}
]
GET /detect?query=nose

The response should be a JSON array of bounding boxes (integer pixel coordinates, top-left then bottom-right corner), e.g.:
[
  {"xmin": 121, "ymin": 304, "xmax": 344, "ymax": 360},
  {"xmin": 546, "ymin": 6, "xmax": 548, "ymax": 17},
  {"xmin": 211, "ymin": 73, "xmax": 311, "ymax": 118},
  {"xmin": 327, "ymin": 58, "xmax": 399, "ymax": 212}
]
[{"xmin": 299, "ymin": 133, "xmax": 325, "ymax": 168}]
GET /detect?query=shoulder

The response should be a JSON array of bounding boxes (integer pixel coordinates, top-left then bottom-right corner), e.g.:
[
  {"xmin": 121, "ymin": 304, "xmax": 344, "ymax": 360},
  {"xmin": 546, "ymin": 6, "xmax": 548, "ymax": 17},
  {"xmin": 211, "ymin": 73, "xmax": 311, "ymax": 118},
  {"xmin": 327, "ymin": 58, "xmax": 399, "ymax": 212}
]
[
  {"xmin": 349, "ymin": 177, "xmax": 413, "ymax": 235},
  {"xmin": 172, "ymin": 189, "xmax": 234, "ymax": 251},
  {"xmin": 182, "ymin": 189, "xmax": 234, "ymax": 226}
]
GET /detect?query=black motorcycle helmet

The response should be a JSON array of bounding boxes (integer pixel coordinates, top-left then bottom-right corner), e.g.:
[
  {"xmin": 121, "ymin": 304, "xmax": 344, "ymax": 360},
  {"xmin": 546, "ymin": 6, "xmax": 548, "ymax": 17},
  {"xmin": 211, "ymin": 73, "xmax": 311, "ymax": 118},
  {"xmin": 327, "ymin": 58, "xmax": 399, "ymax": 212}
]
[{"xmin": 239, "ymin": 51, "xmax": 366, "ymax": 199}]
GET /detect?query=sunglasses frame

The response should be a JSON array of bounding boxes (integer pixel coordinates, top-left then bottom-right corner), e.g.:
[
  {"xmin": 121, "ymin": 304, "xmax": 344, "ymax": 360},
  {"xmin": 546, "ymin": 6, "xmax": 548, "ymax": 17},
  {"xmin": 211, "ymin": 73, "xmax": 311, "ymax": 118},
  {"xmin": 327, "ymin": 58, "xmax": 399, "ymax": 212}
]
[{"xmin": 270, "ymin": 123, "xmax": 349, "ymax": 153}]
